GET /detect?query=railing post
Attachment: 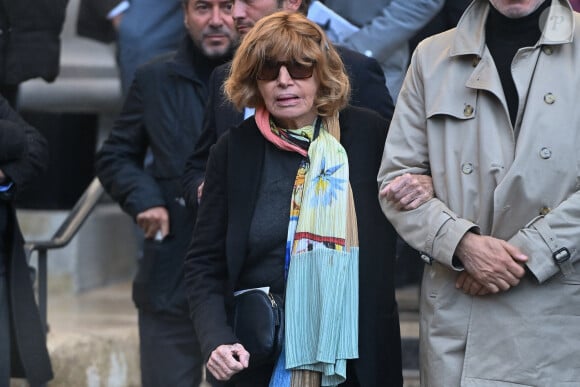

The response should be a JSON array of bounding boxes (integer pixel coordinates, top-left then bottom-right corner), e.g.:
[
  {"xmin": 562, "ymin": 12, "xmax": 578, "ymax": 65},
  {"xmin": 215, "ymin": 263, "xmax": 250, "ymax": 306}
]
[{"xmin": 37, "ymin": 248, "xmax": 48, "ymax": 333}]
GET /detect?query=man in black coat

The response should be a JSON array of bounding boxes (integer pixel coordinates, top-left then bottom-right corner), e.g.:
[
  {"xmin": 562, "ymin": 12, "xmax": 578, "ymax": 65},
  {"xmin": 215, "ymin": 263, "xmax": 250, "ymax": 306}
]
[
  {"xmin": 0, "ymin": 96, "xmax": 51, "ymax": 385},
  {"xmin": 0, "ymin": 0, "xmax": 69, "ymax": 106},
  {"xmin": 181, "ymin": 0, "xmax": 395, "ymax": 207},
  {"xmin": 95, "ymin": 0, "xmax": 237, "ymax": 386}
]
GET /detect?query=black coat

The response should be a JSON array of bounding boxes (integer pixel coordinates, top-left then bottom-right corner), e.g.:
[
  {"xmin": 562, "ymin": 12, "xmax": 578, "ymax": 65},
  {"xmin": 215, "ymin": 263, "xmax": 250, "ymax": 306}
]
[
  {"xmin": 96, "ymin": 37, "xmax": 225, "ymax": 315},
  {"xmin": 0, "ymin": 0, "xmax": 68, "ymax": 85},
  {"xmin": 0, "ymin": 96, "xmax": 52, "ymax": 384},
  {"xmin": 184, "ymin": 106, "xmax": 403, "ymax": 386},
  {"xmin": 76, "ymin": 0, "xmax": 121, "ymax": 43},
  {"xmin": 182, "ymin": 46, "xmax": 395, "ymax": 208}
]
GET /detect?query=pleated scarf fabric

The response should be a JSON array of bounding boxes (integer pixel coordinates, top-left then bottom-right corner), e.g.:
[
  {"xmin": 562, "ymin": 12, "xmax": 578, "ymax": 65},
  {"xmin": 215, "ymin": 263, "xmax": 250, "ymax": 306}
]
[{"xmin": 255, "ymin": 107, "xmax": 359, "ymax": 387}]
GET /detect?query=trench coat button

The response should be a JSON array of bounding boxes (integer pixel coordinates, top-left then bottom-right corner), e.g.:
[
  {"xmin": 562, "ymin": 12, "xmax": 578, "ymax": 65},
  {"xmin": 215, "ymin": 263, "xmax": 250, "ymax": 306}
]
[
  {"xmin": 539, "ymin": 147, "xmax": 552, "ymax": 159},
  {"xmin": 544, "ymin": 93, "xmax": 556, "ymax": 104},
  {"xmin": 539, "ymin": 207, "xmax": 551, "ymax": 216},
  {"xmin": 464, "ymin": 104, "xmax": 474, "ymax": 117},
  {"xmin": 543, "ymin": 46, "xmax": 553, "ymax": 55},
  {"xmin": 472, "ymin": 56, "xmax": 480, "ymax": 67},
  {"xmin": 420, "ymin": 253, "xmax": 433, "ymax": 265},
  {"xmin": 364, "ymin": 50, "xmax": 373, "ymax": 58},
  {"xmin": 461, "ymin": 162, "xmax": 474, "ymax": 174}
]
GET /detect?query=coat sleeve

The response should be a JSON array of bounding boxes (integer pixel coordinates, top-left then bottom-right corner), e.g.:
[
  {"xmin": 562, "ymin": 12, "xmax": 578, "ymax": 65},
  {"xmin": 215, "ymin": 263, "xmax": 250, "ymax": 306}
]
[
  {"xmin": 0, "ymin": 120, "xmax": 27, "ymax": 162},
  {"xmin": 183, "ymin": 132, "xmax": 238, "ymax": 360},
  {"xmin": 182, "ymin": 68, "xmax": 221, "ymax": 208},
  {"xmin": 0, "ymin": 97, "xmax": 48, "ymax": 198},
  {"xmin": 377, "ymin": 45, "xmax": 477, "ymax": 270},
  {"xmin": 342, "ymin": 0, "xmax": 445, "ymax": 66},
  {"xmin": 508, "ymin": 194, "xmax": 580, "ymax": 283},
  {"xmin": 95, "ymin": 71, "xmax": 165, "ymax": 219}
]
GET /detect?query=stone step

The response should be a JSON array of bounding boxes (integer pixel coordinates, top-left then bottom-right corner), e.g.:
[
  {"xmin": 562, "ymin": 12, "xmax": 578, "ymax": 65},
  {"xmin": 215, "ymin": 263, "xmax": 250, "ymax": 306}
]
[
  {"xmin": 45, "ymin": 282, "xmax": 140, "ymax": 387},
  {"xmin": 18, "ymin": 0, "xmax": 122, "ymax": 115}
]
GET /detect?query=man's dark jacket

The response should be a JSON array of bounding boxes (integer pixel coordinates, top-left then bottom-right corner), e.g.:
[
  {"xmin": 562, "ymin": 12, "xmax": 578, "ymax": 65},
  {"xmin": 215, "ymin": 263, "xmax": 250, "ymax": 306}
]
[
  {"xmin": 182, "ymin": 47, "xmax": 394, "ymax": 207},
  {"xmin": 184, "ymin": 106, "xmax": 402, "ymax": 386},
  {"xmin": 0, "ymin": 96, "xmax": 52, "ymax": 385},
  {"xmin": 0, "ymin": 0, "xmax": 68, "ymax": 85},
  {"xmin": 96, "ymin": 37, "xmax": 225, "ymax": 315}
]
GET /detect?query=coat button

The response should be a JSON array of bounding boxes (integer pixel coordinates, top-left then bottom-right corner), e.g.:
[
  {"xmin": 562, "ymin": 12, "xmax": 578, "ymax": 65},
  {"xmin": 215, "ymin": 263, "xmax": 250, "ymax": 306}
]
[
  {"xmin": 539, "ymin": 207, "xmax": 551, "ymax": 216},
  {"xmin": 544, "ymin": 93, "xmax": 556, "ymax": 104},
  {"xmin": 464, "ymin": 104, "xmax": 474, "ymax": 117},
  {"xmin": 461, "ymin": 162, "xmax": 474, "ymax": 174},
  {"xmin": 472, "ymin": 56, "xmax": 480, "ymax": 67},
  {"xmin": 420, "ymin": 253, "xmax": 433, "ymax": 265},
  {"xmin": 539, "ymin": 147, "xmax": 552, "ymax": 159},
  {"xmin": 543, "ymin": 46, "xmax": 553, "ymax": 55}
]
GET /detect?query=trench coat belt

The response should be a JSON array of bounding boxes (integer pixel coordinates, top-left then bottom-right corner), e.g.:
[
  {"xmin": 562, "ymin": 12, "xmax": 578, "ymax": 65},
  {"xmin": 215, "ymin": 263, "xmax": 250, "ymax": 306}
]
[{"xmin": 533, "ymin": 220, "xmax": 575, "ymax": 277}]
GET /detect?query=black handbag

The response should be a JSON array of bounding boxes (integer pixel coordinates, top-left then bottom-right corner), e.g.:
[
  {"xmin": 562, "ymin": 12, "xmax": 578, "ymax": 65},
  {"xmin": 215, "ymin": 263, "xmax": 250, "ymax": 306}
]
[{"xmin": 232, "ymin": 289, "xmax": 284, "ymax": 368}]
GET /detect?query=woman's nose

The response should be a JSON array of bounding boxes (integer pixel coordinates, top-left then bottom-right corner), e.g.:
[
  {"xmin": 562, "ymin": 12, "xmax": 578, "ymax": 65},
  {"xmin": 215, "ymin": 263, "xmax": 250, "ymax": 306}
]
[{"xmin": 276, "ymin": 65, "xmax": 293, "ymax": 85}]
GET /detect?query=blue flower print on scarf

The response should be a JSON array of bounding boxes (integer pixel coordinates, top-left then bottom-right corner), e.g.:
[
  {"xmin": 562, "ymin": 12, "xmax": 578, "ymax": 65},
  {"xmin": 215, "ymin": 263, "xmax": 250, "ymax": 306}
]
[{"xmin": 311, "ymin": 157, "xmax": 346, "ymax": 207}]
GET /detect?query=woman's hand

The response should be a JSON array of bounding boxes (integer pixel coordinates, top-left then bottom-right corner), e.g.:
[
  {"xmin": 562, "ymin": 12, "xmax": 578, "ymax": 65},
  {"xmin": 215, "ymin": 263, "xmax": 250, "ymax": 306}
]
[
  {"xmin": 380, "ymin": 173, "xmax": 434, "ymax": 210},
  {"xmin": 207, "ymin": 343, "xmax": 250, "ymax": 381}
]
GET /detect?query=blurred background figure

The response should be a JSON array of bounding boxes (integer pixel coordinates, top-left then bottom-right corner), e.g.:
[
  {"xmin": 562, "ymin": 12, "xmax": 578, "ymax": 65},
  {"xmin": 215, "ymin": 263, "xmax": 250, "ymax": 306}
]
[
  {"xmin": 309, "ymin": 0, "xmax": 444, "ymax": 101},
  {"xmin": 0, "ymin": 95, "xmax": 51, "ymax": 386},
  {"xmin": 410, "ymin": 0, "xmax": 472, "ymax": 53},
  {"xmin": 77, "ymin": 0, "xmax": 186, "ymax": 94},
  {"xmin": 0, "ymin": 0, "xmax": 69, "ymax": 107},
  {"xmin": 96, "ymin": 0, "xmax": 237, "ymax": 386}
]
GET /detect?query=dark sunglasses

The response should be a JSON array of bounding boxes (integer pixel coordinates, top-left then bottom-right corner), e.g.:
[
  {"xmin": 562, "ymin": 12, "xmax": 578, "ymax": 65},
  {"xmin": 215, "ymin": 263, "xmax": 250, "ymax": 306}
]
[{"xmin": 257, "ymin": 59, "xmax": 315, "ymax": 81}]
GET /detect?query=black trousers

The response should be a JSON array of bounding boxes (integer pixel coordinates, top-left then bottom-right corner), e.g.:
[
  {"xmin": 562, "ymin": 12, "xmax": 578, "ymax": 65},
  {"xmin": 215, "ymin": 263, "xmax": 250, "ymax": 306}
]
[{"xmin": 138, "ymin": 309, "xmax": 204, "ymax": 387}]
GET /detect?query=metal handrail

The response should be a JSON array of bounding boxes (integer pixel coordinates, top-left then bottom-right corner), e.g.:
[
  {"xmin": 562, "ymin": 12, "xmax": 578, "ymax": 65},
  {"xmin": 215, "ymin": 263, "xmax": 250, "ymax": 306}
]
[{"xmin": 24, "ymin": 177, "xmax": 104, "ymax": 329}]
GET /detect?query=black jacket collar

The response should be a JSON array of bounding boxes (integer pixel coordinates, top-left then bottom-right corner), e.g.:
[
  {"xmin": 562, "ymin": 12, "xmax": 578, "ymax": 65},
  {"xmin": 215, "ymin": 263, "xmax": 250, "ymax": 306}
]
[{"xmin": 168, "ymin": 36, "xmax": 232, "ymax": 86}]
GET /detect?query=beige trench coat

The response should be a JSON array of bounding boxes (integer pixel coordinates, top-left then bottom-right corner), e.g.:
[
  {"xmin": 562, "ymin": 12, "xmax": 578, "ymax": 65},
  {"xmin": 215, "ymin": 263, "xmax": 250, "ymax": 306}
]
[{"xmin": 378, "ymin": 0, "xmax": 580, "ymax": 386}]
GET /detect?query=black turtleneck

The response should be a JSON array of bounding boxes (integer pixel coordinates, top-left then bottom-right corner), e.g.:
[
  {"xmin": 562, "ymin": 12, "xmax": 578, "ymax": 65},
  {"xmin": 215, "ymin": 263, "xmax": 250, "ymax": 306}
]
[
  {"xmin": 485, "ymin": 0, "xmax": 550, "ymax": 126},
  {"xmin": 186, "ymin": 37, "xmax": 232, "ymax": 86}
]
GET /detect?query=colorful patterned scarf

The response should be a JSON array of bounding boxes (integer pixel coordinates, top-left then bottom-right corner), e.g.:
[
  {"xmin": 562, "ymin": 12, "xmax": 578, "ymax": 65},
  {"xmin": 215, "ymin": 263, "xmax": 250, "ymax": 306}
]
[{"xmin": 255, "ymin": 107, "xmax": 359, "ymax": 387}]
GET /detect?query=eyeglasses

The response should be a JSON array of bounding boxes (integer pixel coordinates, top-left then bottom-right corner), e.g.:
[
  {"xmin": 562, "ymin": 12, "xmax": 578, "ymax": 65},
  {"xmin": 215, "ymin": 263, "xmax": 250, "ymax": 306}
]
[{"xmin": 256, "ymin": 59, "xmax": 315, "ymax": 81}]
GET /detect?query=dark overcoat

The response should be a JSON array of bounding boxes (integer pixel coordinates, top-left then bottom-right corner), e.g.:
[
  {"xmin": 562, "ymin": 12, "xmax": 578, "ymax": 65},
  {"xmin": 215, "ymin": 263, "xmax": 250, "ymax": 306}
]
[
  {"xmin": 76, "ymin": 0, "xmax": 121, "ymax": 43},
  {"xmin": 96, "ymin": 37, "xmax": 220, "ymax": 315},
  {"xmin": 0, "ymin": 96, "xmax": 52, "ymax": 385},
  {"xmin": 0, "ymin": 0, "xmax": 68, "ymax": 85}
]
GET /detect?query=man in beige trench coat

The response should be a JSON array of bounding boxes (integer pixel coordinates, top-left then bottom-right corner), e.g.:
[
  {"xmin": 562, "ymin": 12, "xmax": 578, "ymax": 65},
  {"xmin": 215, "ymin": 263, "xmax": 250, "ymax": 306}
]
[{"xmin": 378, "ymin": 0, "xmax": 580, "ymax": 386}]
